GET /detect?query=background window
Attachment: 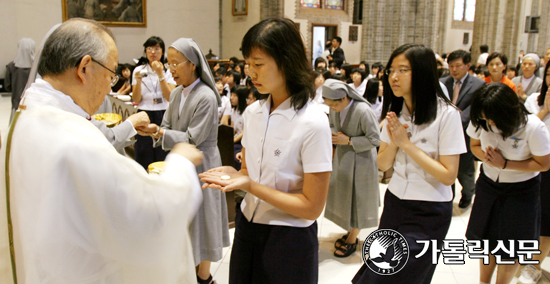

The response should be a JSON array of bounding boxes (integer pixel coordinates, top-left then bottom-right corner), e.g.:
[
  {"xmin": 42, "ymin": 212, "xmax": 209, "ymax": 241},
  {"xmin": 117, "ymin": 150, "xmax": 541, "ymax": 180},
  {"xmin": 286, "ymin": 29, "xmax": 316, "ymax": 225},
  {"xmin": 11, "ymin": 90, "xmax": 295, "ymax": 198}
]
[
  {"xmin": 301, "ymin": 0, "xmax": 322, "ymax": 8},
  {"xmin": 454, "ymin": 0, "xmax": 476, "ymax": 22},
  {"xmin": 325, "ymin": 0, "xmax": 344, "ymax": 10}
]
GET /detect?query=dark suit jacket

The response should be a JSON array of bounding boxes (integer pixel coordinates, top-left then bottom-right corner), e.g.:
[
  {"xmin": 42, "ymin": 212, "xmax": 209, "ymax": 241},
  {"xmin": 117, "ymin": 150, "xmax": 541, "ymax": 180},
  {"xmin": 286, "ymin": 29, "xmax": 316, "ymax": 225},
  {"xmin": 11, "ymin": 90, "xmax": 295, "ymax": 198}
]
[
  {"xmin": 440, "ymin": 74, "xmax": 486, "ymax": 130},
  {"xmin": 329, "ymin": 47, "xmax": 345, "ymax": 68}
]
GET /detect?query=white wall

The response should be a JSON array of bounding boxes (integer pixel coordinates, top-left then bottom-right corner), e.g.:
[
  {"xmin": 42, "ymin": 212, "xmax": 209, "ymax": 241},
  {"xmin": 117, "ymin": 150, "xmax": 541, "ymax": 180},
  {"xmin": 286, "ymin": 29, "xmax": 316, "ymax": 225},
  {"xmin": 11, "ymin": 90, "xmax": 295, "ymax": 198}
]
[
  {"xmin": 0, "ymin": 0, "xmax": 219, "ymax": 78},
  {"xmin": 221, "ymin": 0, "xmax": 261, "ymax": 59},
  {"xmin": 443, "ymin": 0, "xmax": 472, "ymax": 54},
  {"xmin": 340, "ymin": 22, "xmax": 362, "ymax": 64}
]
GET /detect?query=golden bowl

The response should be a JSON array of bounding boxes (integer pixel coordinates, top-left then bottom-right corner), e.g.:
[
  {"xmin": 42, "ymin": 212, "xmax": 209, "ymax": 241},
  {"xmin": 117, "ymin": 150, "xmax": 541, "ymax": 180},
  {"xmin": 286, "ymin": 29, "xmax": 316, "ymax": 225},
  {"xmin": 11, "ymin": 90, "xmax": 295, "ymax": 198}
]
[
  {"xmin": 148, "ymin": 161, "xmax": 165, "ymax": 174},
  {"xmin": 92, "ymin": 113, "xmax": 122, "ymax": 128}
]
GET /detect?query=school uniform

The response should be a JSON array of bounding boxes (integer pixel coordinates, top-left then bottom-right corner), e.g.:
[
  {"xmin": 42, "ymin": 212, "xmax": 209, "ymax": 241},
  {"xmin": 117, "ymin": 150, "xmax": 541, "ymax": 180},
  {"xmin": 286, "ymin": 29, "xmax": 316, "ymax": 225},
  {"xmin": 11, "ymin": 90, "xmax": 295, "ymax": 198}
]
[
  {"xmin": 465, "ymin": 115, "xmax": 550, "ymax": 258},
  {"xmin": 353, "ymin": 99, "xmax": 466, "ymax": 284},
  {"xmin": 230, "ymin": 96, "xmax": 332, "ymax": 284},
  {"xmin": 525, "ymin": 93, "xmax": 550, "ymax": 235},
  {"xmin": 131, "ymin": 65, "xmax": 175, "ymax": 169},
  {"xmin": 231, "ymin": 107, "xmax": 244, "ymax": 170}
]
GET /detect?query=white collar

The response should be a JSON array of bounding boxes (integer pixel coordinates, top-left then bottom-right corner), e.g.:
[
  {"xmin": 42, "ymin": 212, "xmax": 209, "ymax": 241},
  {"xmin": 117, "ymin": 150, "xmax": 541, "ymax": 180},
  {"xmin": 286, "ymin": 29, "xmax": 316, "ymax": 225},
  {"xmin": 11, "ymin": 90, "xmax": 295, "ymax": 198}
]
[
  {"xmin": 182, "ymin": 78, "xmax": 201, "ymax": 98},
  {"xmin": 25, "ymin": 78, "xmax": 90, "ymax": 119}
]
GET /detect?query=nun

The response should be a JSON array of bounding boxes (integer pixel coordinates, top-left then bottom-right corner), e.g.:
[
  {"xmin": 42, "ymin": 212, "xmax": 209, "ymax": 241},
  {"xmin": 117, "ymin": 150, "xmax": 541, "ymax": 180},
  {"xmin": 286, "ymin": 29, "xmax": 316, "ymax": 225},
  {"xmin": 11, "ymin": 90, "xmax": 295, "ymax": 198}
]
[
  {"xmin": 5, "ymin": 38, "xmax": 35, "ymax": 121},
  {"xmin": 137, "ymin": 38, "xmax": 230, "ymax": 284},
  {"xmin": 512, "ymin": 53, "xmax": 543, "ymax": 101},
  {"xmin": 322, "ymin": 79, "xmax": 381, "ymax": 257}
]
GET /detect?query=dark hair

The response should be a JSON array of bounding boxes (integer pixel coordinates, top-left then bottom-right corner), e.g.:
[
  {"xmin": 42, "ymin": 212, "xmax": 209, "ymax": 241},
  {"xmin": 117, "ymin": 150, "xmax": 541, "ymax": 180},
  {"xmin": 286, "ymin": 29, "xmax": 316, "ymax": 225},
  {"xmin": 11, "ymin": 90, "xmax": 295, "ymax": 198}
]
[
  {"xmin": 329, "ymin": 62, "xmax": 339, "ymax": 69},
  {"xmin": 364, "ymin": 78, "xmax": 380, "ymax": 105},
  {"xmin": 231, "ymin": 85, "xmax": 249, "ymax": 115},
  {"xmin": 486, "ymin": 52, "xmax": 508, "ymax": 66},
  {"xmin": 333, "ymin": 36, "xmax": 342, "ymax": 44},
  {"xmin": 229, "ymin": 56, "xmax": 240, "ymax": 65},
  {"xmin": 438, "ymin": 68, "xmax": 450, "ymax": 78},
  {"xmin": 214, "ymin": 76, "xmax": 222, "ymax": 83},
  {"xmin": 469, "ymin": 65, "xmax": 476, "ymax": 72},
  {"xmin": 228, "ymin": 63, "xmax": 235, "ymax": 71},
  {"xmin": 447, "ymin": 50, "xmax": 471, "ymax": 64},
  {"xmin": 475, "ymin": 65, "xmax": 490, "ymax": 77},
  {"xmin": 340, "ymin": 63, "xmax": 353, "ymax": 83},
  {"xmin": 537, "ymin": 63, "xmax": 550, "ymax": 106},
  {"xmin": 142, "ymin": 36, "xmax": 166, "ymax": 65},
  {"xmin": 314, "ymin": 57, "xmax": 327, "ymax": 69},
  {"xmin": 359, "ymin": 61, "xmax": 370, "ymax": 74},
  {"xmin": 331, "ymin": 73, "xmax": 347, "ymax": 82},
  {"xmin": 381, "ymin": 44, "xmax": 453, "ymax": 125},
  {"xmin": 351, "ymin": 68, "xmax": 366, "ymax": 82},
  {"xmin": 38, "ymin": 18, "xmax": 115, "ymax": 76},
  {"xmin": 228, "ymin": 70, "xmax": 241, "ymax": 86},
  {"xmin": 507, "ymin": 66, "xmax": 517, "ymax": 72},
  {"xmin": 215, "ymin": 67, "xmax": 227, "ymax": 77},
  {"xmin": 246, "ymin": 76, "xmax": 254, "ymax": 89},
  {"xmin": 471, "ymin": 83, "xmax": 529, "ymax": 139},
  {"xmin": 238, "ymin": 62, "xmax": 246, "ymax": 80},
  {"xmin": 249, "ymin": 87, "xmax": 262, "ymax": 100},
  {"xmin": 241, "ymin": 18, "xmax": 313, "ymax": 110},
  {"xmin": 372, "ymin": 62, "xmax": 384, "ymax": 71},
  {"xmin": 480, "ymin": 44, "xmax": 489, "ymax": 53},
  {"xmin": 322, "ymin": 70, "xmax": 332, "ymax": 81}
]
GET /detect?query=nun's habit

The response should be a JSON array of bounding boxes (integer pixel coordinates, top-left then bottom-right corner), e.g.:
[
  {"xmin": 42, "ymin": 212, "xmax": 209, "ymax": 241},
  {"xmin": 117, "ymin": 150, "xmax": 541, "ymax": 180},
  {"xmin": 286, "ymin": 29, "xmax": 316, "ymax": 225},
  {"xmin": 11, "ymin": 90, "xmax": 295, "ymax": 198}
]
[
  {"xmin": 512, "ymin": 53, "xmax": 543, "ymax": 98},
  {"xmin": 5, "ymin": 38, "xmax": 35, "ymax": 114},
  {"xmin": 322, "ymin": 79, "xmax": 381, "ymax": 230},
  {"xmin": 153, "ymin": 38, "xmax": 229, "ymax": 264}
]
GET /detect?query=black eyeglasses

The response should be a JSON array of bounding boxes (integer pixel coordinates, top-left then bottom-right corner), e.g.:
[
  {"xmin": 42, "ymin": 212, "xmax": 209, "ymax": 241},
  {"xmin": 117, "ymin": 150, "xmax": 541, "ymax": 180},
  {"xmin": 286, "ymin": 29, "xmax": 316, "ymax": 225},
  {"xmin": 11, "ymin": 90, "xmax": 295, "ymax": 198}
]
[{"xmin": 91, "ymin": 58, "xmax": 119, "ymax": 87}]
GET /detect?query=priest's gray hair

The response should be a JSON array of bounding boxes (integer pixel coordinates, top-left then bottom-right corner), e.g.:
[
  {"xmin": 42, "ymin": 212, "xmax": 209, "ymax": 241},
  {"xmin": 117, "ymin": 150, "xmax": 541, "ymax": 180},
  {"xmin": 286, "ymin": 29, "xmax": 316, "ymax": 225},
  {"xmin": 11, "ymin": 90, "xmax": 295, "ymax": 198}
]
[{"xmin": 37, "ymin": 18, "xmax": 115, "ymax": 76}]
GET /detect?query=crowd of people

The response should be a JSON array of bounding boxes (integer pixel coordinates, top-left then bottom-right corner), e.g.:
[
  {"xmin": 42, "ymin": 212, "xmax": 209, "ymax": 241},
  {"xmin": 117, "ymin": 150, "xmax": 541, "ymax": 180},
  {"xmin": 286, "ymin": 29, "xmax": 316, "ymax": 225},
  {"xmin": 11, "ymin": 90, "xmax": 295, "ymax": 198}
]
[{"xmin": 2, "ymin": 15, "xmax": 550, "ymax": 284}]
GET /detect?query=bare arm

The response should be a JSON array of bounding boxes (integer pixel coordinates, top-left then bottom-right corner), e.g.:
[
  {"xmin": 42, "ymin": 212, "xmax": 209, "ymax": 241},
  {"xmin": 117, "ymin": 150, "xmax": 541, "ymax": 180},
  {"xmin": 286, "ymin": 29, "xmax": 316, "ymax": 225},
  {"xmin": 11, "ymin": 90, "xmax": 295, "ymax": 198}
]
[{"xmin": 200, "ymin": 147, "xmax": 331, "ymax": 220}]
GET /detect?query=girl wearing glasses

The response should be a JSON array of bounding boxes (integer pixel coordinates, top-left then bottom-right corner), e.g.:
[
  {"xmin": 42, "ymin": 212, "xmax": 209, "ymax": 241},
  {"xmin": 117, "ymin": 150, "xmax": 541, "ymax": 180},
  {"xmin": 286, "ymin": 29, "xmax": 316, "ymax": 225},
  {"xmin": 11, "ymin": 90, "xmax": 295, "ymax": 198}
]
[
  {"xmin": 466, "ymin": 83, "xmax": 550, "ymax": 284},
  {"xmin": 353, "ymin": 44, "xmax": 466, "ymax": 283},
  {"xmin": 137, "ymin": 37, "xmax": 230, "ymax": 284},
  {"xmin": 132, "ymin": 36, "xmax": 176, "ymax": 169}
]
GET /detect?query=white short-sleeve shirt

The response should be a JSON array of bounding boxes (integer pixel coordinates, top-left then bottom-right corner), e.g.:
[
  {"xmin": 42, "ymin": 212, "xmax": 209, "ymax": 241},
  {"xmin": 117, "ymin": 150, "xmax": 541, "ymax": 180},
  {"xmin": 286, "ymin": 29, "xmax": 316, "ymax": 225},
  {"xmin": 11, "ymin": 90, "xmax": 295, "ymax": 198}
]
[
  {"xmin": 525, "ymin": 93, "xmax": 550, "ymax": 129},
  {"xmin": 241, "ymin": 96, "xmax": 332, "ymax": 227},
  {"xmin": 132, "ymin": 64, "xmax": 175, "ymax": 111},
  {"xmin": 230, "ymin": 108, "xmax": 244, "ymax": 136},
  {"xmin": 467, "ymin": 114, "xmax": 550, "ymax": 183},
  {"xmin": 380, "ymin": 99, "xmax": 466, "ymax": 202},
  {"xmin": 218, "ymin": 95, "xmax": 231, "ymax": 121}
]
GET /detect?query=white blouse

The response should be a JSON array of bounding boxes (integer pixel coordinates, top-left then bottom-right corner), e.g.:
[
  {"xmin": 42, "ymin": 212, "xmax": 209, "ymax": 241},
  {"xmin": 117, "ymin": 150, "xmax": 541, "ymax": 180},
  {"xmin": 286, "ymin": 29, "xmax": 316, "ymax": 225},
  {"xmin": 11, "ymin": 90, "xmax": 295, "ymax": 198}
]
[
  {"xmin": 380, "ymin": 99, "xmax": 466, "ymax": 202},
  {"xmin": 467, "ymin": 114, "xmax": 550, "ymax": 183},
  {"xmin": 132, "ymin": 64, "xmax": 175, "ymax": 111}
]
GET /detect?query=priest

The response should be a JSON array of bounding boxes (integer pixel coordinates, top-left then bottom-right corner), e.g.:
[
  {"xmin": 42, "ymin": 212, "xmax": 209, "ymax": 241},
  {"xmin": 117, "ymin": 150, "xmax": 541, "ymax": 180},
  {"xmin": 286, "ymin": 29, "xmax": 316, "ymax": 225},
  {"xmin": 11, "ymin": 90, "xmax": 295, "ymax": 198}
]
[{"xmin": 0, "ymin": 18, "xmax": 203, "ymax": 284}]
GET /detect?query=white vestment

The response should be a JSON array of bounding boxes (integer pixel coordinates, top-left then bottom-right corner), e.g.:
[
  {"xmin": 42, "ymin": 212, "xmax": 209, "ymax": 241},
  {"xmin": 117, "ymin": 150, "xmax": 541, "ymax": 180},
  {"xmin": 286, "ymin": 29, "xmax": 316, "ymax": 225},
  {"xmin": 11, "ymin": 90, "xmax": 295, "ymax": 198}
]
[{"xmin": 0, "ymin": 79, "xmax": 201, "ymax": 284}]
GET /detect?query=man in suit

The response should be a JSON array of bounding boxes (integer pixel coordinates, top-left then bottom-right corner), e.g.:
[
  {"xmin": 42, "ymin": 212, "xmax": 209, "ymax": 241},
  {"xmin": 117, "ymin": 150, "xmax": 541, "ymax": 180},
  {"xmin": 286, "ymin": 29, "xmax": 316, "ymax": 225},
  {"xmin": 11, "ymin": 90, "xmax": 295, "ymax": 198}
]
[
  {"xmin": 441, "ymin": 50, "xmax": 486, "ymax": 208},
  {"xmin": 327, "ymin": 36, "xmax": 345, "ymax": 68}
]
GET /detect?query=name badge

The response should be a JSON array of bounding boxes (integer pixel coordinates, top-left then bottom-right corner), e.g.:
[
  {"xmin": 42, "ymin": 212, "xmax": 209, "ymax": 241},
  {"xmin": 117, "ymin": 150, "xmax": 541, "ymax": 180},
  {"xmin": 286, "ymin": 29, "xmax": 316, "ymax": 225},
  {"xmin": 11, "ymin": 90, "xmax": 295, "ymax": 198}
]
[{"xmin": 153, "ymin": 98, "xmax": 163, "ymax": 104}]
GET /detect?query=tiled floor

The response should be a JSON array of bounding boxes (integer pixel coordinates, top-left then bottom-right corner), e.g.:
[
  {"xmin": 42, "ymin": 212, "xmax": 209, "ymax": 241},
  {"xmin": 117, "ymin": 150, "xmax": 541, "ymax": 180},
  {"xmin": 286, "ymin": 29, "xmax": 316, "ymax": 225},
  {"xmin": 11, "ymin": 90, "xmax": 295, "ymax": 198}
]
[{"xmin": 2, "ymin": 93, "xmax": 550, "ymax": 284}]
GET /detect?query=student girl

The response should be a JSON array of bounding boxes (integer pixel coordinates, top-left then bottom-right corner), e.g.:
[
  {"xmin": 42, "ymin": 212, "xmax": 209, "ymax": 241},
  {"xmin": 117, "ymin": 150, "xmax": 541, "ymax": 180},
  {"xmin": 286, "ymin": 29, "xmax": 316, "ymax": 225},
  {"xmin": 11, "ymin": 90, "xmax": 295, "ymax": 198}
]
[
  {"xmin": 230, "ymin": 85, "xmax": 248, "ymax": 170},
  {"xmin": 519, "ymin": 62, "xmax": 550, "ymax": 283},
  {"xmin": 466, "ymin": 83, "xmax": 550, "ymax": 284},
  {"xmin": 353, "ymin": 44, "xmax": 466, "ymax": 283},
  {"xmin": 199, "ymin": 18, "xmax": 332, "ymax": 284},
  {"xmin": 132, "ymin": 36, "xmax": 175, "ymax": 169}
]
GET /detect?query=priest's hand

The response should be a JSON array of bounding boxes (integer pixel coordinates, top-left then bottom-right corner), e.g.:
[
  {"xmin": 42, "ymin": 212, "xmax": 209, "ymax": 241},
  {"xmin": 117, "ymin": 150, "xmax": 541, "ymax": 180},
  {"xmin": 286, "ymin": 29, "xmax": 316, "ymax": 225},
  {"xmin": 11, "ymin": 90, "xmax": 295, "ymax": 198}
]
[
  {"xmin": 136, "ymin": 123, "xmax": 159, "ymax": 136},
  {"xmin": 199, "ymin": 166, "xmax": 251, "ymax": 193},
  {"xmin": 332, "ymin": 132, "xmax": 350, "ymax": 145},
  {"xmin": 126, "ymin": 112, "xmax": 150, "ymax": 129},
  {"xmin": 171, "ymin": 143, "xmax": 203, "ymax": 166}
]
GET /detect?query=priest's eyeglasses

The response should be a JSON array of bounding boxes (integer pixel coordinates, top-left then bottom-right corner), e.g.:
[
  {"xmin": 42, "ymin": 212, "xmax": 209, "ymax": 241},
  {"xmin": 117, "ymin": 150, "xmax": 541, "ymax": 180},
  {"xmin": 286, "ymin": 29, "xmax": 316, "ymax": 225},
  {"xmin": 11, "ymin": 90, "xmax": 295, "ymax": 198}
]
[{"xmin": 91, "ymin": 58, "xmax": 119, "ymax": 87}]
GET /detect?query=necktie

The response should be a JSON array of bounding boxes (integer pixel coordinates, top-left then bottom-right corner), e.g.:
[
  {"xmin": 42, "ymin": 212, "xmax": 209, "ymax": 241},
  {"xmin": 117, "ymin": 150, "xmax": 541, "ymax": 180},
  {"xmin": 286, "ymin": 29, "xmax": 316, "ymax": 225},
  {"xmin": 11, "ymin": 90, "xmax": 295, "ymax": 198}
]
[{"xmin": 452, "ymin": 80, "xmax": 462, "ymax": 105}]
